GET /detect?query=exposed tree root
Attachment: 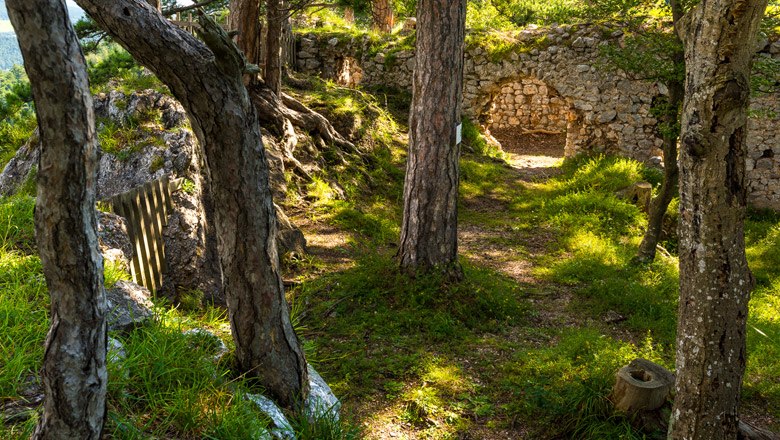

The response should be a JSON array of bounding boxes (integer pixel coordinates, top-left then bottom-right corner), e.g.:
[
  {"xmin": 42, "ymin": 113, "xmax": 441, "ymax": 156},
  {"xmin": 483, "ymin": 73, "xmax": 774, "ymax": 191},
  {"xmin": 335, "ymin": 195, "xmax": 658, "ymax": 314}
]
[{"xmin": 249, "ymin": 83, "xmax": 359, "ymax": 181}]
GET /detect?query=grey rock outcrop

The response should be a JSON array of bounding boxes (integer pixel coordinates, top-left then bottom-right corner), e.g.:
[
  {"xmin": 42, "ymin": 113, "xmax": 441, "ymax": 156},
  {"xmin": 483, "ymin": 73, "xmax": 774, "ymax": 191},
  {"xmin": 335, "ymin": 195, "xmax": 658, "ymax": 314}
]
[
  {"xmin": 0, "ymin": 88, "xmax": 308, "ymax": 304},
  {"xmin": 0, "ymin": 130, "xmax": 39, "ymax": 197},
  {"xmin": 106, "ymin": 280, "xmax": 154, "ymax": 332},
  {"xmin": 97, "ymin": 211, "xmax": 133, "ymax": 270}
]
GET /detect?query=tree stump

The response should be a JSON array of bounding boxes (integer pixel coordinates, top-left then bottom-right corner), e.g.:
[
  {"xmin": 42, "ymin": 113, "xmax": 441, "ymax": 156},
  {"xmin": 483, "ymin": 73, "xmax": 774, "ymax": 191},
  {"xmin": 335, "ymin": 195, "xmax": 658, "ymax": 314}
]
[{"xmin": 612, "ymin": 358, "xmax": 675, "ymax": 413}]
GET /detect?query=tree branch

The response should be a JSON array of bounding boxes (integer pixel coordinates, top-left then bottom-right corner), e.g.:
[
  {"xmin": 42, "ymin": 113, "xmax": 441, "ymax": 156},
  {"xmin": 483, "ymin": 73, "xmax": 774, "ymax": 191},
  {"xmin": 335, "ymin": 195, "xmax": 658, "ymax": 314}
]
[{"xmin": 163, "ymin": 0, "xmax": 219, "ymax": 16}]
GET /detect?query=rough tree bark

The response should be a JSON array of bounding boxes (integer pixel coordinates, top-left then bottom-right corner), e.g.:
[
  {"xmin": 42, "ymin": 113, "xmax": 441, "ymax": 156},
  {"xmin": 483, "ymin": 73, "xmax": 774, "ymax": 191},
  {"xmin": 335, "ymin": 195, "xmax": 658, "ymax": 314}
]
[
  {"xmin": 265, "ymin": 0, "xmax": 284, "ymax": 95},
  {"xmin": 229, "ymin": 0, "xmax": 262, "ymax": 70},
  {"xmin": 75, "ymin": 0, "xmax": 308, "ymax": 408},
  {"xmin": 7, "ymin": 0, "xmax": 107, "ymax": 438},
  {"xmin": 146, "ymin": 0, "xmax": 161, "ymax": 12},
  {"xmin": 372, "ymin": 0, "xmax": 394, "ymax": 32},
  {"xmin": 669, "ymin": 0, "xmax": 768, "ymax": 439},
  {"xmin": 635, "ymin": 0, "xmax": 685, "ymax": 264},
  {"xmin": 397, "ymin": 0, "xmax": 465, "ymax": 279}
]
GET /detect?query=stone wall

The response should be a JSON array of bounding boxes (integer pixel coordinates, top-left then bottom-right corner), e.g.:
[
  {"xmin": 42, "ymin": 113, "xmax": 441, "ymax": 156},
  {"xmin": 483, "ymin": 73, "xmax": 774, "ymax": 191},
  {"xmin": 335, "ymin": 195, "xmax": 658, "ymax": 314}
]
[
  {"xmin": 295, "ymin": 25, "xmax": 780, "ymax": 210},
  {"xmin": 489, "ymin": 78, "xmax": 569, "ymax": 133},
  {"xmin": 747, "ymin": 93, "xmax": 780, "ymax": 210},
  {"xmin": 297, "ymin": 24, "xmax": 665, "ymax": 161}
]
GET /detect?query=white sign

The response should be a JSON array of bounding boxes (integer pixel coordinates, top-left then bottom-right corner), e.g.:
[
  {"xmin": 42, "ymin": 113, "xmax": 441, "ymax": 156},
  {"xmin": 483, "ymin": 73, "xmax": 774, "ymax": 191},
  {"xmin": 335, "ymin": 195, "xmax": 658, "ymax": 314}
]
[{"xmin": 456, "ymin": 123, "xmax": 462, "ymax": 145}]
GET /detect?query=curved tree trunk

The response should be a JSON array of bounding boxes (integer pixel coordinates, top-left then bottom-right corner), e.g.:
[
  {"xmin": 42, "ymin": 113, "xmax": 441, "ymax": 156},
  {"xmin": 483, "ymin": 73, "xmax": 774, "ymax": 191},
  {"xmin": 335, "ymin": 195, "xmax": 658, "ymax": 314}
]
[
  {"xmin": 75, "ymin": 0, "xmax": 308, "ymax": 408},
  {"xmin": 635, "ymin": 79, "xmax": 682, "ymax": 263},
  {"xmin": 8, "ymin": 0, "xmax": 107, "ymax": 438},
  {"xmin": 669, "ymin": 0, "xmax": 767, "ymax": 438},
  {"xmin": 265, "ymin": 0, "xmax": 284, "ymax": 96},
  {"xmin": 397, "ymin": 0, "xmax": 465, "ymax": 279},
  {"xmin": 635, "ymin": 0, "xmax": 685, "ymax": 264}
]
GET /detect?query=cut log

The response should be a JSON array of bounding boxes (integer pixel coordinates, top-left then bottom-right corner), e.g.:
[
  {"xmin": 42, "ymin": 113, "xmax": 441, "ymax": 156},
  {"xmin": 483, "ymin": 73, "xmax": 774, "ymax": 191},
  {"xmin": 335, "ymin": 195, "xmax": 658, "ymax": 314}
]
[{"xmin": 612, "ymin": 358, "xmax": 675, "ymax": 413}]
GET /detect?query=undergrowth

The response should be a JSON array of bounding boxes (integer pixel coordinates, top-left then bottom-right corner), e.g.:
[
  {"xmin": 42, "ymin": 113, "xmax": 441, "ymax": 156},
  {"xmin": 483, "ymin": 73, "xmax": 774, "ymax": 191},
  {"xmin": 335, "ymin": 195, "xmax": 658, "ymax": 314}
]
[{"xmin": 0, "ymin": 193, "xmax": 357, "ymax": 439}]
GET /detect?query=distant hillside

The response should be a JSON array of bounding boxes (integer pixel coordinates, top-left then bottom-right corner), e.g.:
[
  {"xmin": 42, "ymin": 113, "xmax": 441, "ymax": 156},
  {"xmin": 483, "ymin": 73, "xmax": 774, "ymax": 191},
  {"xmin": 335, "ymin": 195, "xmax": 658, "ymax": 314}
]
[
  {"xmin": 0, "ymin": 0, "xmax": 85, "ymax": 70},
  {"xmin": 0, "ymin": 33, "xmax": 20, "ymax": 70}
]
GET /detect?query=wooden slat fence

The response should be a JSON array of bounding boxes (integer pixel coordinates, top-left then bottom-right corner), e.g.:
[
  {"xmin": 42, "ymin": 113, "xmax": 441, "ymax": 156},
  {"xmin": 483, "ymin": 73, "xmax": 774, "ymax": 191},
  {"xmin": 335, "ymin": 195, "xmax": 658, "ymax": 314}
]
[{"xmin": 104, "ymin": 177, "xmax": 181, "ymax": 292}]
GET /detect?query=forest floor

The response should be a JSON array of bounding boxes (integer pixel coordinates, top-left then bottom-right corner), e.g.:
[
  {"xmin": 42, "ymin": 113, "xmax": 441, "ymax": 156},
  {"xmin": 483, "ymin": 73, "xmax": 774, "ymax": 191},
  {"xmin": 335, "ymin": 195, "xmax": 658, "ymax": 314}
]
[
  {"xmin": 284, "ymin": 122, "xmax": 780, "ymax": 439},
  {"xmin": 1, "ymin": 74, "xmax": 779, "ymax": 439}
]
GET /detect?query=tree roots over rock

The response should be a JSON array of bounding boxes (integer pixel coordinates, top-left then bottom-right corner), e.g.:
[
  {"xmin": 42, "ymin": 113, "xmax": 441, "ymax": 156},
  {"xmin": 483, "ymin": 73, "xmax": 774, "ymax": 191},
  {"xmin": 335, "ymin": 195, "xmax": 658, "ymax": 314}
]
[{"xmin": 249, "ymin": 82, "xmax": 359, "ymax": 182}]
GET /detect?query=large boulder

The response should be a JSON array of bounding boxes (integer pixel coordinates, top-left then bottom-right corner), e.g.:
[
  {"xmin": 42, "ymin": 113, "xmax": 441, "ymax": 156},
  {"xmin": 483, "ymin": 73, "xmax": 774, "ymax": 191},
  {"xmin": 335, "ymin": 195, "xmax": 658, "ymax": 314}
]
[{"xmin": 97, "ymin": 211, "xmax": 133, "ymax": 271}]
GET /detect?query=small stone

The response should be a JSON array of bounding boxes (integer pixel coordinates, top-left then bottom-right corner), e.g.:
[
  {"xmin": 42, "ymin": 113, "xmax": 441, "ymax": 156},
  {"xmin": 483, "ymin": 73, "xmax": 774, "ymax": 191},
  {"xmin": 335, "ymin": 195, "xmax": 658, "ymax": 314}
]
[
  {"xmin": 305, "ymin": 365, "xmax": 341, "ymax": 420},
  {"xmin": 597, "ymin": 110, "xmax": 617, "ymax": 124},
  {"xmin": 604, "ymin": 310, "xmax": 627, "ymax": 324},
  {"xmin": 246, "ymin": 394, "xmax": 295, "ymax": 440}
]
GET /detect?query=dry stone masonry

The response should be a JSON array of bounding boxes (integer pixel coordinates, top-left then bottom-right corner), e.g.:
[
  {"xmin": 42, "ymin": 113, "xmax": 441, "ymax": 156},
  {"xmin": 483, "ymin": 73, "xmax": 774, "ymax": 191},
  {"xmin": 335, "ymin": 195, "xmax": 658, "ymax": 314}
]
[
  {"xmin": 296, "ymin": 25, "xmax": 780, "ymax": 209},
  {"xmin": 490, "ymin": 78, "xmax": 569, "ymax": 133},
  {"xmin": 746, "ymin": 93, "xmax": 780, "ymax": 210}
]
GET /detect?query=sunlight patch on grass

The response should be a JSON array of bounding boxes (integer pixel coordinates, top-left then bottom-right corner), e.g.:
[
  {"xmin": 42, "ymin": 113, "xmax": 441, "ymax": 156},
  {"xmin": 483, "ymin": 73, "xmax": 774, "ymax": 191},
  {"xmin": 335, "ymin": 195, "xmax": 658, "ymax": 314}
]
[{"xmin": 500, "ymin": 329, "xmax": 670, "ymax": 438}]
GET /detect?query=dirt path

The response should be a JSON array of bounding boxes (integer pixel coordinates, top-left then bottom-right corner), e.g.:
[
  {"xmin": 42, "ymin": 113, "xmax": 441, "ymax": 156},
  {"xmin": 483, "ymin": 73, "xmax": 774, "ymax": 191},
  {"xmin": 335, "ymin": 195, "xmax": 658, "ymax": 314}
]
[
  {"xmin": 289, "ymin": 130, "xmax": 579, "ymax": 439},
  {"xmin": 459, "ymin": 129, "xmax": 565, "ymax": 289},
  {"xmin": 490, "ymin": 128, "xmax": 566, "ymax": 181}
]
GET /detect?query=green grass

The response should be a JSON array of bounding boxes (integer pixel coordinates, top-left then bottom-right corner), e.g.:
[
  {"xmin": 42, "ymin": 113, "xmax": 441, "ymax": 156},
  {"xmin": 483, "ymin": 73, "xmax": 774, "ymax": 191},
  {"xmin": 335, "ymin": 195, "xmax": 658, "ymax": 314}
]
[
  {"xmin": 0, "ymin": 194, "xmax": 356, "ymax": 439},
  {"xmin": 96, "ymin": 106, "xmax": 167, "ymax": 161},
  {"xmin": 104, "ymin": 315, "xmax": 270, "ymax": 438},
  {"xmin": 287, "ymin": 138, "xmax": 780, "ymax": 438},
  {"xmin": 87, "ymin": 45, "xmax": 168, "ymax": 96},
  {"xmin": 2, "ymin": 77, "xmax": 780, "ymax": 438},
  {"xmin": 0, "ymin": 108, "xmax": 36, "ymax": 171}
]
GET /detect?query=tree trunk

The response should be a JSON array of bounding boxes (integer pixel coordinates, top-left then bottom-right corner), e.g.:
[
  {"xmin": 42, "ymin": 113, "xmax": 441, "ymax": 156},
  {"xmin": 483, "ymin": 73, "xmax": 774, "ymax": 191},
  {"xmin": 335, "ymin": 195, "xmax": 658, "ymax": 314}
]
[
  {"xmin": 635, "ymin": 79, "xmax": 682, "ymax": 263},
  {"xmin": 265, "ymin": 0, "xmax": 284, "ymax": 96},
  {"xmin": 344, "ymin": 6, "xmax": 355, "ymax": 23},
  {"xmin": 397, "ymin": 0, "xmax": 465, "ymax": 279},
  {"xmin": 372, "ymin": 0, "xmax": 394, "ymax": 32},
  {"xmin": 669, "ymin": 1, "xmax": 768, "ymax": 439},
  {"xmin": 229, "ymin": 0, "xmax": 262, "ymax": 69},
  {"xmin": 636, "ymin": 0, "xmax": 684, "ymax": 264},
  {"xmin": 146, "ymin": 0, "xmax": 161, "ymax": 12},
  {"xmin": 7, "ymin": 0, "xmax": 107, "ymax": 438},
  {"xmin": 75, "ymin": 0, "xmax": 308, "ymax": 408}
]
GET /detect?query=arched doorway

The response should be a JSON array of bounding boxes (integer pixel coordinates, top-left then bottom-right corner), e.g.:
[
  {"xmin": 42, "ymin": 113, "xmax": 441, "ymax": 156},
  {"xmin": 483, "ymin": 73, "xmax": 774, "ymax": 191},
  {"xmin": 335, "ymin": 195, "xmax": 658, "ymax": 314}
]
[{"xmin": 484, "ymin": 78, "xmax": 571, "ymax": 161}]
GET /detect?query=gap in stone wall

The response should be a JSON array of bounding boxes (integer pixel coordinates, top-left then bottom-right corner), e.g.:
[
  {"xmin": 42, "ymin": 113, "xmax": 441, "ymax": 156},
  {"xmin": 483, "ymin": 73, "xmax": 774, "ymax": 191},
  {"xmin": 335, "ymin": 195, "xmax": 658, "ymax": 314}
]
[{"xmin": 486, "ymin": 78, "xmax": 570, "ymax": 158}]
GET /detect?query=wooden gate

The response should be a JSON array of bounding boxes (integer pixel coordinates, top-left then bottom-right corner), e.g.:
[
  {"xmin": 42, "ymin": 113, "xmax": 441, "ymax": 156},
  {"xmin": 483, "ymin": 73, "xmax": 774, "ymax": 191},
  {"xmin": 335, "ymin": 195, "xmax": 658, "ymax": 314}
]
[{"xmin": 105, "ymin": 177, "xmax": 181, "ymax": 292}]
